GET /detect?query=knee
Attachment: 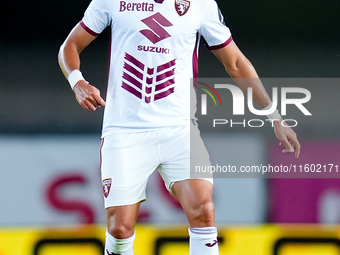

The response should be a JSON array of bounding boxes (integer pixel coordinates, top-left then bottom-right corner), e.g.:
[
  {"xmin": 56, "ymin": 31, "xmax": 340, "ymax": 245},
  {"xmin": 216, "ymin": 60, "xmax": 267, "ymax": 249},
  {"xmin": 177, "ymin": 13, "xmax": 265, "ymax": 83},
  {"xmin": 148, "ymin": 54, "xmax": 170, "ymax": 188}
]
[
  {"xmin": 191, "ymin": 201, "xmax": 215, "ymax": 225},
  {"xmin": 108, "ymin": 224, "xmax": 135, "ymax": 239}
]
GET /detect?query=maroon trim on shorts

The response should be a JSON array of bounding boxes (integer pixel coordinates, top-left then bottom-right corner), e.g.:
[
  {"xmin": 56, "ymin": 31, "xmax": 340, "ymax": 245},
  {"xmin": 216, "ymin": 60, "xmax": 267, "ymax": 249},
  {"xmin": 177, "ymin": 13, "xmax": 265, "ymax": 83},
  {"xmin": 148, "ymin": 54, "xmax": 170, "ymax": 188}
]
[
  {"xmin": 100, "ymin": 138, "xmax": 104, "ymax": 171},
  {"xmin": 207, "ymin": 36, "xmax": 233, "ymax": 51},
  {"xmin": 79, "ymin": 20, "xmax": 99, "ymax": 37}
]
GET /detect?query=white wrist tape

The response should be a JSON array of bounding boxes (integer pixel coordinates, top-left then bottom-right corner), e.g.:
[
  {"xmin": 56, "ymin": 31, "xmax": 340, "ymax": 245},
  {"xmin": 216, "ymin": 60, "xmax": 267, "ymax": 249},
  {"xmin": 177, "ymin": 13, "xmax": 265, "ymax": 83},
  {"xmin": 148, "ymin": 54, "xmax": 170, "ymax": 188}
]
[
  {"xmin": 263, "ymin": 102, "xmax": 282, "ymax": 120},
  {"xmin": 267, "ymin": 109, "xmax": 281, "ymax": 120},
  {"xmin": 67, "ymin": 69, "xmax": 85, "ymax": 89}
]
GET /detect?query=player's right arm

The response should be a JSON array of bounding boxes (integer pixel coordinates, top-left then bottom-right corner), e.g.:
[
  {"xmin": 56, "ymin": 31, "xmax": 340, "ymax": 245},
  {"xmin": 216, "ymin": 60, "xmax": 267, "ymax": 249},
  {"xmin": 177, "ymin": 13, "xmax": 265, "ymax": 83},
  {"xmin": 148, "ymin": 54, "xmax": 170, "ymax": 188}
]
[{"xmin": 58, "ymin": 23, "xmax": 106, "ymax": 111}]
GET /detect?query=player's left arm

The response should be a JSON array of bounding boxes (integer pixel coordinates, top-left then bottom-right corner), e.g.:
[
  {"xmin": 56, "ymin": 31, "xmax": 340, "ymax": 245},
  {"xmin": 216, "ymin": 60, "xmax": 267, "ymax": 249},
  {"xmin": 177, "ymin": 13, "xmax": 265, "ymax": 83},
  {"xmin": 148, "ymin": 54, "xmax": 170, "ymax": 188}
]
[{"xmin": 211, "ymin": 40, "xmax": 301, "ymax": 158}]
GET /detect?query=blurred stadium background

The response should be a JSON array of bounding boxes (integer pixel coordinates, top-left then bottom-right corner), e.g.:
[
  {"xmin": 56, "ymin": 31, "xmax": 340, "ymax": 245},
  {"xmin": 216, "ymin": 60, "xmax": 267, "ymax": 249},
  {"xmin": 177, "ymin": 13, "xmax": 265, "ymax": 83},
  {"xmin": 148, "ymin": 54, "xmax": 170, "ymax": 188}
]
[{"xmin": 1, "ymin": 0, "xmax": 340, "ymax": 254}]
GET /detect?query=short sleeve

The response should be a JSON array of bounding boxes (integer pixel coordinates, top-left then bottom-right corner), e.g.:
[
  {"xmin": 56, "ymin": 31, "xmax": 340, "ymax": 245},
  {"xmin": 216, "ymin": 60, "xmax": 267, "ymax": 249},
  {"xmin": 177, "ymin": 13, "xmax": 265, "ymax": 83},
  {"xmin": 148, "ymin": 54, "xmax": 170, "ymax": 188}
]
[
  {"xmin": 81, "ymin": 0, "xmax": 112, "ymax": 36},
  {"xmin": 199, "ymin": 0, "xmax": 232, "ymax": 50}
]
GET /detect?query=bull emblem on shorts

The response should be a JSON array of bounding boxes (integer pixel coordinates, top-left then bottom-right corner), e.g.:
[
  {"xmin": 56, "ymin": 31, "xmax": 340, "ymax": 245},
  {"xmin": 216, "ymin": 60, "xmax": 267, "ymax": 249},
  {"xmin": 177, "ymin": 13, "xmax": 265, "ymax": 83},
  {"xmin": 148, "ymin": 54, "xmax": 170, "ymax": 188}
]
[
  {"xmin": 175, "ymin": 0, "xmax": 190, "ymax": 16},
  {"xmin": 102, "ymin": 178, "xmax": 112, "ymax": 198}
]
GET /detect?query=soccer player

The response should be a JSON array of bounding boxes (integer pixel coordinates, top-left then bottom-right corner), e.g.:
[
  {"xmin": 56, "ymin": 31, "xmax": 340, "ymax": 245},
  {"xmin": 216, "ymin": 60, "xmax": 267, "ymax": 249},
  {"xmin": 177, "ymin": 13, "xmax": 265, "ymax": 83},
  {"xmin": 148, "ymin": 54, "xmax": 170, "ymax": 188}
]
[{"xmin": 58, "ymin": 0, "xmax": 300, "ymax": 254}]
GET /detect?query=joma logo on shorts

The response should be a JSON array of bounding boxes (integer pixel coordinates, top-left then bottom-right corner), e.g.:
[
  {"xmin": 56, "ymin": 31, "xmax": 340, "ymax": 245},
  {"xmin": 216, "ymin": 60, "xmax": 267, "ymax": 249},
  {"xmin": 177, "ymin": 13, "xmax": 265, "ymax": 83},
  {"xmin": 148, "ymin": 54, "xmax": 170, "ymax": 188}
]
[{"xmin": 119, "ymin": 1, "xmax": 154, "ymax": 12}]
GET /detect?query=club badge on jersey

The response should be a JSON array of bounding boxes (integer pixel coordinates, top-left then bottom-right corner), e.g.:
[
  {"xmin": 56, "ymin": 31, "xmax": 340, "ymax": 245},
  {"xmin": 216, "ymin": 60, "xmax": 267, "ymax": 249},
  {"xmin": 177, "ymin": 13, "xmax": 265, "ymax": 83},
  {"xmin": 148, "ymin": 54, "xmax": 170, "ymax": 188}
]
[
  {"xmin": 175, "ymin": 0, "xmax": 190, "ymax": 16},
  {"xmin": 102, "ymin": 178, "xmax": 112, "ymax": 198}
]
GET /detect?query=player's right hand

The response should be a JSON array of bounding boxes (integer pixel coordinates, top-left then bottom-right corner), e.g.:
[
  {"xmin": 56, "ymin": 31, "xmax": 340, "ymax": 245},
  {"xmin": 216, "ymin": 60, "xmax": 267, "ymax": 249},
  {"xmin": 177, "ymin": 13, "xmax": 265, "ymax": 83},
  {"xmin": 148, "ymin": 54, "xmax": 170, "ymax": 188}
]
[{"xmin": 73, "ymin": 80, "xmax": 106, "ymax": 111}]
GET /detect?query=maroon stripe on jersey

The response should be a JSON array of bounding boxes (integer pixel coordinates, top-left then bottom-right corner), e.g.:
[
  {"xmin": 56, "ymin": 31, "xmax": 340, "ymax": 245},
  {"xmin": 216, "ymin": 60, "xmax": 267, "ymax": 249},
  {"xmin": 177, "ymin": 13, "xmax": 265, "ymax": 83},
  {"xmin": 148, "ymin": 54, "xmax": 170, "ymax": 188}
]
[
  {"xmin": 156, "ymin": 68, "xmax": 175, "ymax": 82},
  {"xmin": 146, "ymin": 77, "xmax": 153, "ymax": 85},
  {"xmin": 157, "ymin": 59, "xmax": 176, "ymax": 72},
  {"xmin": 122, "ymin": 82, "xmax": 142, "ymax": 99},
  {"xmin": 145, "ymin": 86, "xmax": 152, "ymax": 94},
  {"xmin": 123, "ymin": 62, "xmax": 144, "ymax": 80},
  {"xmin": 192, "ymin": 33, "xmax": 199, "ymax": 81},
  {"xmin": 145, "ymin": 96, "xmax": 151, "ymax": 103},
  {"xmin": 124, "ymin": 53, "xmax": 145, "ymax": 71},
  {"xmin": 79, "ymin": 21, "xmax": 99, "ymax": 37},
  {"xmin": 154, "ymin": 87, "xmax": 175, "ymax": 101},
  {"xmin": 192, "ymin": 33, "xmax": 199, "ymax": 119},
  {"xmin": 123, "ymin": 72, "xmax": 143, "ymax": 89},
  {"xmin": 207, "ymin": 36, "xmax": 233, "ymax": 51},
  {"xmin": 147, "ymin": 68, "xmax": 154, "ymax": 75},
  {"xmin": 155, "ymin": 78, "xmax": 175, "ymax": 91}
]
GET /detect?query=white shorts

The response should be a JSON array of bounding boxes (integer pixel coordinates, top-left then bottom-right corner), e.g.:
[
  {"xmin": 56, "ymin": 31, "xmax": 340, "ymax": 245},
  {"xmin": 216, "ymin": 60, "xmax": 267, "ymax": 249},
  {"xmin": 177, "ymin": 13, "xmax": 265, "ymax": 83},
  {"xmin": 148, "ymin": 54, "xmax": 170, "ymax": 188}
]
[{"xmin": 100, "ymin": 121, "xmax": 212, "ymax": 208}]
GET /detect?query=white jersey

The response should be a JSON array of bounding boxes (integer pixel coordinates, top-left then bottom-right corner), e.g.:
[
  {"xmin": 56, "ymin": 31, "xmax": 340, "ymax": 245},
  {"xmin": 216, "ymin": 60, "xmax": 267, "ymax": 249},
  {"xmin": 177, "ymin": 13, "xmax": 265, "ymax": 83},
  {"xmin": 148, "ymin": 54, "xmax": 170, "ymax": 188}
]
[{"xmin": 81, "ymin": 0, "xmax": 232, "ymax": 137}]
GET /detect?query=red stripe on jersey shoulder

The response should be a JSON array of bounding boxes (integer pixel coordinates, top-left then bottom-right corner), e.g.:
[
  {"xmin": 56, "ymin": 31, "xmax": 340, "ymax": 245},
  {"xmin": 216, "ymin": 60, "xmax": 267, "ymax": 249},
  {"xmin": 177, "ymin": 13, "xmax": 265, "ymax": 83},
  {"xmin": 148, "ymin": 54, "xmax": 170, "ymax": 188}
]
[
  {"xmin": 208, "ymin": 36, "xmax": 233, "ymax": 51},
  {"xmin": 79, "ymin": 21, "xmax": 99, "ymax": 37}
]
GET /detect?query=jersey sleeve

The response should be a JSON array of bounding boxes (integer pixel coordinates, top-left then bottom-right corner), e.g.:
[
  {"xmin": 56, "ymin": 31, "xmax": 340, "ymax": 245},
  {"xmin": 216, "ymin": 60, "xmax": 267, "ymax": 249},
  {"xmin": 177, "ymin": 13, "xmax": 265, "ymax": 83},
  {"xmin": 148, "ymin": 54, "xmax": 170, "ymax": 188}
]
[
  {"xmin": 81, "ymin": 0, "xmax": 112, "ymax": 36},
  {"xmin": 199, "ymin": 0, "xmax": 233, "ymax": 50}
]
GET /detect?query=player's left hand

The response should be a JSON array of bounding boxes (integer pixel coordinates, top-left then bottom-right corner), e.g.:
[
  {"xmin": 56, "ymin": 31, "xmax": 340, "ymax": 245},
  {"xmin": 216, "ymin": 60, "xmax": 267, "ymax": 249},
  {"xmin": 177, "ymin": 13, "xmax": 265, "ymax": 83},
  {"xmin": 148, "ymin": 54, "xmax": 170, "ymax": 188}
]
[{"xmin": 273, "ymin": 119, "xmax": 300, "ymax": 158}]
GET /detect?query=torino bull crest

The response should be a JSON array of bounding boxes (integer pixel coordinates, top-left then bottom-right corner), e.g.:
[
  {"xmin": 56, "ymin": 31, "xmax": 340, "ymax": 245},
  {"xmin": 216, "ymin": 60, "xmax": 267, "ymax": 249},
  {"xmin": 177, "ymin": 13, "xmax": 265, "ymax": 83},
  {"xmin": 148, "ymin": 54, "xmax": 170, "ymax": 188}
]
[
  {"xmin": 175, "ymin": 0, "xmax": 190, "ymax": 16},
  {"xmin": 102, "ymin": 178, "xmax": 112, "ymax": 198}
]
